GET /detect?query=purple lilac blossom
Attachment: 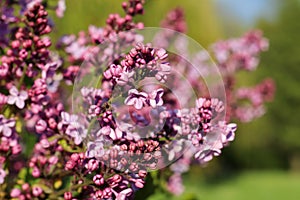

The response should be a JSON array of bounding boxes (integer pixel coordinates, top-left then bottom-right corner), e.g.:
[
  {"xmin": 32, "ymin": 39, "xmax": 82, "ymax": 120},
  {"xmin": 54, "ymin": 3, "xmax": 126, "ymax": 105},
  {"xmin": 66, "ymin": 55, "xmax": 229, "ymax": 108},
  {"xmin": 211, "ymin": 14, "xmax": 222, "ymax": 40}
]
[{"xmin": 7, "ymin": 86, "xmax": 28, "ymax": 109}]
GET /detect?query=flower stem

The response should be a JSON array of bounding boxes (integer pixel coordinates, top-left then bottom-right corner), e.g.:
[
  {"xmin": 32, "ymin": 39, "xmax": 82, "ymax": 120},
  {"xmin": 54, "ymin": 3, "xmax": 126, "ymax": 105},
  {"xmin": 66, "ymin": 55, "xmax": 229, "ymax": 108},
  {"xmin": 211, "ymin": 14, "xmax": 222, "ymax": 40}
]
[
  {"xmin": 18, "ymin": 64, "xmax": 28, "ymax": 90},
  {"xmin": 48, "ymin": 181, "xmax": 94, "ymax": 199}
]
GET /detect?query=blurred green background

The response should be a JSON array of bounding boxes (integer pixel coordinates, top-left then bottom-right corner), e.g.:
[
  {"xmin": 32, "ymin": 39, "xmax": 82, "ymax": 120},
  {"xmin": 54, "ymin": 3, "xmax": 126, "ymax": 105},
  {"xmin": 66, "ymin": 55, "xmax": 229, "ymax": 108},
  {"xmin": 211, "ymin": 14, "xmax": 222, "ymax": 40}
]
[{"xmin": 49, "ymin": 0, "xmax": 300, "ymax": 199}]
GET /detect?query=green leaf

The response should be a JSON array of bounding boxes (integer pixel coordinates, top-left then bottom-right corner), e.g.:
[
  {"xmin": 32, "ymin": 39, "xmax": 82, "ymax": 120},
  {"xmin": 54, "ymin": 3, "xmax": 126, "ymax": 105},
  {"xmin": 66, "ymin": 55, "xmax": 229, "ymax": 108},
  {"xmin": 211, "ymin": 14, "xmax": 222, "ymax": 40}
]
[
  {"xmin": 58, "ymin": 139, "xmax": 75, "ymax": 153},
  {"xmin": 18, "ymin": 168, "xmax": 28, "ymax": 180},
  {"xmin": 35, "ymin": 184, "xmax": 53, "ymax": 194},
  {"xmin": 147, "ymin": 192, "xmax": 169, "ymax": 200},
  {"xmin": 47, "ymin": 135, "xmax": 62, "ymax": 142},
  {"xmin": 58, "ymin": 139, "xmax": 83, "ymax": 153}
]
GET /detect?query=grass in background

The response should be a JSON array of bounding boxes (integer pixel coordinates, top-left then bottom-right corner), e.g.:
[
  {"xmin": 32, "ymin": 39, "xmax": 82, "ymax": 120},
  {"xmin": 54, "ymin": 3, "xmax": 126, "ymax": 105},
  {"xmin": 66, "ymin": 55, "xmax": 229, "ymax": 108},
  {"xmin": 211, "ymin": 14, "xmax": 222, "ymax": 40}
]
[{"xmin": 177, "ymin": 170, "xmax": 300, "ymax": 200}]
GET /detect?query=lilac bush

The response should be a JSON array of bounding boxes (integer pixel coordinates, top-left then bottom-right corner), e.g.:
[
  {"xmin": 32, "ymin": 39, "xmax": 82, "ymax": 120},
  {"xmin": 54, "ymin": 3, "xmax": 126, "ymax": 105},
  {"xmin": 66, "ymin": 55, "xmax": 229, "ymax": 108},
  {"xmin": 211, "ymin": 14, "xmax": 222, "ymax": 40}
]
[{"xmin": 0, "ymin": 0, "xmax": 274, "ymax": 199}]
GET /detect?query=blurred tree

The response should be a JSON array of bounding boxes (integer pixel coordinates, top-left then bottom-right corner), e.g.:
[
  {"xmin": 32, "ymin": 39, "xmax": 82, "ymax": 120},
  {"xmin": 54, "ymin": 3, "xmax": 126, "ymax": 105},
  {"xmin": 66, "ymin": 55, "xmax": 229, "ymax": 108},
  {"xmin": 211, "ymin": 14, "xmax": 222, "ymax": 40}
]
[
  {"xmin": 257, "ymin": 0, "xmax": 300, "ymax": 170},
  {"xmin": 217, "ymin": 0, "xmax": 300, "ymax": 171},
  {"xmin": 49, "ymin": 0, "xmax": 224, "ymax": 47},
  {"xmin": 139, "ymin": 0, "xmax": 224, "ymax": 47}
]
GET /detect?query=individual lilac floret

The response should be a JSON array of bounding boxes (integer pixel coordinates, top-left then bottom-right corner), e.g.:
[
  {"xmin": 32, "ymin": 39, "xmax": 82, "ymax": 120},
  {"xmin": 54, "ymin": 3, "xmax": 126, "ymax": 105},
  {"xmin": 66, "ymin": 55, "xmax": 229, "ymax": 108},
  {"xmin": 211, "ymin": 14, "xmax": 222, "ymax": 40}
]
[
  {"xmin": 0, "ymin": 168, "xmax": 6, "ymax": 184},
  {"xmin": 0, "ymin": 63, "xmax": 9, "ymax": 77},
  {"xmin": 103, "ymin": 64, "xmax": 123, "ymax": 80},
  {"xmin": 10, "ymin": 188, "xmax": 21, "ymax": 198},
  {"xmin": 58, "ymin": 112, "xmax": 87, "ymax": 145},
  {"xmin": 148, "ymin": 88, "xmax": 164, "ymax": 108},
  {"xmin": 161, "ymin": 7, "xmax": 187, "ymax": 33},
  {"xmin": 7, "ymin": 86, "xmax": 28, "ymax": 109},
  {"xmin": 0, "ymin": 93, "xmax": 7, "ymax": 105},
  {"xmin": 125, "ymin": 89, "xmax": 148, "ymax": 110},
  {"xmin": 93, "ymin": 174, "xmax": 105, "ymax": 186},
  {"xmin": 32, "ymin": 185, "xmax": 43, "ymax": 197},
  {"xmin": 0, "ymin": 115, "xmax": 16, "ymax": 138},
  {"xmin": 88, "ymin": 25, "xmax": 104, "ymax": 43},
  {"xmin": 167, "ymin": 173, "xmax": 184, "ymax": 196},
  {"xmin": 125, "ymin": 88, "xmax": 165, "ymax": 110},
  {"xmin": 101, "ymin": 126, "xmax": 124, "ymax": 141},
  {"xmin": 86, "ymin": 141, "xmax": 105, "ymax": 159},
  {"xmin": 113, "ymin": 188, "xmax": 133, "ymax": 200},
  {"xmin": 65, "ymin": 40, "xmax": 88, "ymax": 60},
  {"xmin": 155, "ymin": 63, "xmax": 171, "ymax": 83},
  {"xmin": 167, "ymin": 139, "xmax": 184, "ymax": 161},
  {"xmin": 56, "ymin": 0, "xmax": 66, "ymax": 18},
  {"xmin": 194, "ymin": 121, "xmax": 237, "ymax": 164},
  {"xmin": 116, "ymin": 70, "xmax": 135, "ymax": 86},
  {"xmin": 40, "ymin": 61, "xmax": 60, "ymax": 80}
]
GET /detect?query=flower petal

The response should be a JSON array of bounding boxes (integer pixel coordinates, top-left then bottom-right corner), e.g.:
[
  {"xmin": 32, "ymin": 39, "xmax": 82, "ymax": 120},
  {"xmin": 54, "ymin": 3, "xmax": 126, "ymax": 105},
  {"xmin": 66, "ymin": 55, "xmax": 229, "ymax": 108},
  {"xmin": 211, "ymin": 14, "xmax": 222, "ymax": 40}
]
[
  {"xmin": 7, "ymin": 96, "xmax": 16, "ymax": 105},
  {"xmin": 9, "ymin": 86, "xmax": 18, "ymax": 96},
  {"xmin": 19, "ymin": 91, "xmax": 28, "ymax": 100},
  {"xmin": 16, "ymin": 98, "xmax": 25, "ymax": 109},
  {"xmin": 2, "ymin": 126, "xmax": 12, "ymax": 137},
  {"xmin": 124, "ymin": 96, "xmax": 135, "ymax": 106},
  {"xmin": 134, "ymin": 99, "xmax": 143, "ymax": 110}
]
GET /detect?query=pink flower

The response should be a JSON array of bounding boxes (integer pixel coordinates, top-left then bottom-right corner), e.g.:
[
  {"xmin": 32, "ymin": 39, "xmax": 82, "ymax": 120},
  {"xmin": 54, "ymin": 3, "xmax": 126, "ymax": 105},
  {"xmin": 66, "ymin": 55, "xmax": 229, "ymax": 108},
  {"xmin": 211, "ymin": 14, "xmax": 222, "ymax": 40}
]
[
  {"xmin": 116, "ymin": 70, "xmax": 134, "ymax": 86},
  {"xmin": 102, "ymin": 187, "xmax": 112, "ymax": 199},
  {"xmin": 225, "ymin": 123, "xmax": 237, "ymax": 142},
  {"xmin": 0, "ymin": 115, "xmax": 16, "ymax": 137},
  {"xmin": 64, "ymin": 191, "xmax": 72, "ymax": 200},
  {"xmin": 0, "ymin": 93, "xmax": 7, "ymax": 105},
  {"xmin": 156, "ymin": 48, "xmax": 168, "ymax": 60},
  {"xmin": 48, "ymin": 156, "xmax": 59, "ymax": 165},
  {"xmin": 32, "ymin": 186, "xmax": 43, "ymax": 197},
  {"xmin": 155, "ymin": 63, "xmax": 171, "ymax": 83},
  {"xmin": 86, "ymin": 141, "xmax": 105, "ymax": 159},
  {"xmin": 148, "ymin": 88, "xmax": 164, "ymax": 108},
  {"xmin": 32, "ymin": 167, "xmax": 40, "ymax": 177},
  {"xmin": 7, "ymin": 86, "xmax": 28, "ymax": 109},
  {"xmin": 0, "ymin": 115, "xmax": 15, "ymax": 137},
  {"xmin": 93, "ymin": 174, "xmax": 104, "ymax": 186},
  {"xmin": 10, "ymin": 188, "xmax": 21, "ymax": 198},
  {"xmin": 124, "ymin": 89, "xmax": 148, "ymax": 110},
  {"xmin": 35, "ymin": 119, "xmax": 47, "ymax": 134},
  {"xmin": 59, "ymin": 112, "xmax": 87, "ymax": 145},
  {"xmin": 130, "ymin": 178, "xmax": 145, "ymax": 189},
  {"xmin": 56, "ymin": 0, "xmax": 66, "ymax": 18},
  {"xmin": 103, "ymin": 64, "xmax": 123, "ymax": 80},
  {"xmin": 0, "ymin": 168, "xmax": 6, "ymax": 184},
  {"xmin": 115, "ymin": 188, "xmax": 133, "ymax": 200},
  {"xmin": 109, "ymin": 127, "xmax": 124, "ymax": 140},
  {"xmin": 65, "ymin": 41, "xmax": 87, "ymax": 60},
  {"xmin": 26, "ymin": 0, "xmax": 42, "ymax": 10},
  {"xmin": 0, "ymin": 63, "xmax": 9, "ymax": 77},
  {"xmin": 65, "ymin": 160, "xmax": 76, "ymax": 170},
  {"xmin": 41, "ymin": 61, "xmax": 59, "ymax": 79},
  {"xmin": 85, "ymin": 159, "xmax": 99, "ymax": 172},
  {"xmin": 167, "ymin": 173, "xmax": 184, "ymax": 196},
  {"xmin": 89, "ymin": 25, "xmax": 104, "ymax": 42}
]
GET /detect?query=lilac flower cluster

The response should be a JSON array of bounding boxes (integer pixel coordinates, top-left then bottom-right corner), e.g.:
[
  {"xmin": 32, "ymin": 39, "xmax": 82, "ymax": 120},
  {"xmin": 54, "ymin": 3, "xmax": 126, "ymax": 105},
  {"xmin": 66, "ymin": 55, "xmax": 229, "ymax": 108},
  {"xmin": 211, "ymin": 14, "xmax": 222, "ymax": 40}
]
[
  {"xmin": 159, "ymin": 12, "xmax": 275, "ymax": 124},
  {"xmin": 63, "ymin": 152, "xmax": 148, "ymax": 200},
  {"xmin": 0, "ymin": 3, "xmax": 70, "ymax": 199},
  {"xmin": 211, "ymin": 31, "xmax": 275, "ymax": 122},
  {"xmin": 161, "ymin": 7, "xmax": 187, "ymax": 33},
  {"xmin": 0, "ymin": 1, "xmax": 274, "ymax": 199},
  {"xmin": 235, "ymin": 78, "xmax": 275, "ymax": 122},
  {"xmin": 212, "ymin": 30, "xmax": 269, "ymax": 72},
  {"xmin": 151, "ymin": 8, "xmax": 275, "ymax": 195},
  {"xmin": 75, "ymin": 40, "xmax": 238, "ymax": 198},
  {"xmin": 0, "ymin": 0, "xmax": 65, "ymax": 48}
]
